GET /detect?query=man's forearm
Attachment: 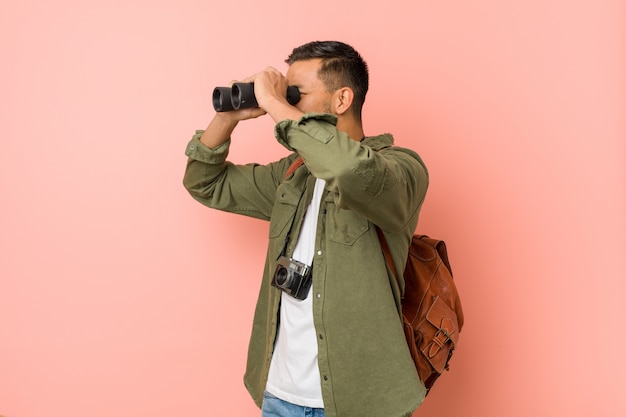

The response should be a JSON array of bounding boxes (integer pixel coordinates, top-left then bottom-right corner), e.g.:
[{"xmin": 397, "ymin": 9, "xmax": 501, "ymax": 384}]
[
  {"xmin": 262, "ymin": 95, "xmax": 304, "ymax": 125},
  {"xmin": 200, "ymin": 113, "xmax": 239, "ymax": 148}
]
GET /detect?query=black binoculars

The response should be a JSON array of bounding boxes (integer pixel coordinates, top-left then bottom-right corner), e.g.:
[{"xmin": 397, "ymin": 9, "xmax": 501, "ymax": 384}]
[{"xmin": 212, "ymin": 83, "xmax": 300, "ymax": 112}]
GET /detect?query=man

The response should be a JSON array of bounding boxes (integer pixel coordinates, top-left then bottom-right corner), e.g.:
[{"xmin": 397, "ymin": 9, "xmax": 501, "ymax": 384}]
[{"xmin": 183, "ymin": 41, "xmax": 429, "ymax": 417}]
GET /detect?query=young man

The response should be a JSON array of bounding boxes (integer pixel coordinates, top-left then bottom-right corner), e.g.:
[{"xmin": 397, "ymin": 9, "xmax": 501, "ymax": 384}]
[{"xmin": 183, "ymin": 41, "xmax": 429, "ymax": 417}]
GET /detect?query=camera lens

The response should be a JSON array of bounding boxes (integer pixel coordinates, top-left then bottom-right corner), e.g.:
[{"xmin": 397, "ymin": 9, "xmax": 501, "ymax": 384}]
[{"xmin": 275, "ymin": 266, "xmax": 289, "ymax": 286}]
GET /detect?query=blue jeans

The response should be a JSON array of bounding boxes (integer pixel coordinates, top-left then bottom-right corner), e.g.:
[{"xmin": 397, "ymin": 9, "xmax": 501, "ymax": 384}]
[{"xmin": 261, "ymin": 391, "xmax": 325, "ymax": 417}]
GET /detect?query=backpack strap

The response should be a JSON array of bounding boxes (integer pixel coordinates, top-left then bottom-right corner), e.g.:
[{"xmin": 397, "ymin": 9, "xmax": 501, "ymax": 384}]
[
  {"xmin": 375, "ymin": 226, "xmax": 400, "ymax": 285},
  {"xmin": 284, "ymin": 157, "xmax": 305, "ymax": 179}
]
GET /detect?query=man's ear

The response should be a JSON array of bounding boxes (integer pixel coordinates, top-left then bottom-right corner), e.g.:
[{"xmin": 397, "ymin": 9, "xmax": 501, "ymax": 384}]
[{"xmin": 332, "ymin": 87, "xmax": 355, "ymax": 115}]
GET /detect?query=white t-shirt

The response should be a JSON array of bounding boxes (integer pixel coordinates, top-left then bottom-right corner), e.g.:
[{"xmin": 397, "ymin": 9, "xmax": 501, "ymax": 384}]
[{"xmin": 266, "ymin": 178, "xmax": 326, "ymax": 408}]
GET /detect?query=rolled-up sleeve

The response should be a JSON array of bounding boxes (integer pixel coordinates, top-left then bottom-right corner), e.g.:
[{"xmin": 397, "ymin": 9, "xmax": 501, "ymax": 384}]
[
  {"xmin": 184, "ymin": 130, "xmax": 231, "ymax": 164},
  {"xmin": 183, "ymin": 131, "xmax": 282, "ymax": 221},
  {"xmin": 274, "ymin": 113, "xmax": 339, "ymax": 151}
]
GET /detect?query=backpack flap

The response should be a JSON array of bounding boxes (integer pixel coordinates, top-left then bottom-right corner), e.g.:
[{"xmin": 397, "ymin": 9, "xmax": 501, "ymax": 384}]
[{"xmin": 420, "ymin": 296, "xmax": 460, "ymax": 373}]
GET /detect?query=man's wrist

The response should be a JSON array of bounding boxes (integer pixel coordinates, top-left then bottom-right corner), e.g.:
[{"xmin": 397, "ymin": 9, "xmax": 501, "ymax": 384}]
[
  {"xmin": 200, "ymin": 113, "xmax": 238, "ymax": 148},
  {"xmin": 264, "ymin": 95, "xmax": 304, "ymax": 124}
]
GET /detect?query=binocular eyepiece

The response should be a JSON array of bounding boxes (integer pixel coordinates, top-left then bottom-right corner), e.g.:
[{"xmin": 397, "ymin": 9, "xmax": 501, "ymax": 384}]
[{"xmin": 213, "ymin": 83, "xmax": 300, "ymax": 112}]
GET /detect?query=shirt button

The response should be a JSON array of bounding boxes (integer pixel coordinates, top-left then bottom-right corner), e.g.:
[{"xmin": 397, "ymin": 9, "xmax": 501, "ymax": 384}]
[
  {"xmin": 189, "ymin": 144, "xmax": 196, "ymax": 150},
  {"xmin": 317, "ymin": 250, "xmax": 323, "ymax": 256},
  {"xmin": 316, "ymin": 293, "xmax": 321, "ymax": 299},
  {"xmin": 323, "ymin": 375, "xmax": 328, "ymax": 381}
]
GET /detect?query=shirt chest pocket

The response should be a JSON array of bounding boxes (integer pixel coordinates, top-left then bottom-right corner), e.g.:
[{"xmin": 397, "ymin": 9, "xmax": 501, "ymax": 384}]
[
  {"xmin": 326, "ymin": 201, "xmax": 370, "ymax": 246},
  {"xmin": 269, "ymin": 182, "xmax": 301, "ymax": 239}
]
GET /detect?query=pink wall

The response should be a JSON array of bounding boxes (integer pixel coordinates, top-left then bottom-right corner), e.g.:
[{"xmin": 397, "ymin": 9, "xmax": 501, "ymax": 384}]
[{"xmin": 1, "ymin": 1, "xmax": 624, "ymax": 416}]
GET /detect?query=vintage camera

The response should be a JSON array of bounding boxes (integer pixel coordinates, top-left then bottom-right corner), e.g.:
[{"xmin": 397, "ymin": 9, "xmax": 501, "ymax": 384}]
[
  {"xmin": 271, "ymin": 256, "xmax": 313, "ymax": 300},
  {"xmin": 212, "ymin": 83, "xmax": 300, "ymax": 112}
]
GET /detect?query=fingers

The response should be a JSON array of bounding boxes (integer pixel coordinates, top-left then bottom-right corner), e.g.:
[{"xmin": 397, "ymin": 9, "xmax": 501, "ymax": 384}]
[
  {"xmin": 228, "ymin": 106, "xmax": 267, "ymax": 121},
  {"xmin": 246, "ymin": 107, "xmax": 267, "ymax": 119}
]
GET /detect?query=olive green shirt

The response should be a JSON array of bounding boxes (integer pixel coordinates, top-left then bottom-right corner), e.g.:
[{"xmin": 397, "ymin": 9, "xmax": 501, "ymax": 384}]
[{"xmin": 183, "ymin": 113, "xmax": 429, "ymax": 417}]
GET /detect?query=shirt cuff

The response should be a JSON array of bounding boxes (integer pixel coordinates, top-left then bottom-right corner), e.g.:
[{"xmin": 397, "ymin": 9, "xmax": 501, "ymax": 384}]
[
  {"xmin": 274, "ymin": 113, "xmax": 338, "ymax": 151},
  {"xmin": 184, "ymin": 130, "xmax": 231, "ymax": 164}
]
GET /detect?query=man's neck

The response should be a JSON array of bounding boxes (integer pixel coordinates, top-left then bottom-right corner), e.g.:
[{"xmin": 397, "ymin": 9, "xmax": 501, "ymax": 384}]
[{"xmin": 336, "ymin": 117, "xmax": 365, "ymax": 142}]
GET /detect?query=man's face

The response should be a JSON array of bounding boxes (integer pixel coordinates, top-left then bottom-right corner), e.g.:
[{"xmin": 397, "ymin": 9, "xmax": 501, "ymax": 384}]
[{"xmin": 286, "ymin": 58, "xmax": 334, "ymax": 114}]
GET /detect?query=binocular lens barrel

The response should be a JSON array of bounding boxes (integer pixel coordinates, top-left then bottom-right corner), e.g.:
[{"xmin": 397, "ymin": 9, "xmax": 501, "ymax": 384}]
[
  {"xmin": 231, "ymin": 83, "xmax": 257, "ymax": 110},
  {"xmin": 212, "ymin": 87, "xmax": 235, "ymax": 112},
  {"xmin": 212, "ymin": 83, "xmax": 300, "ymax": 112}
]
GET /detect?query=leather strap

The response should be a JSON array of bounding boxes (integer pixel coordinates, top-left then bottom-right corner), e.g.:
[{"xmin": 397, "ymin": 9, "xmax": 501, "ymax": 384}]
[
  {"xmin": 375, "ymin": 226, "xmax": 399, "ymax": 286},
  {"xmin": 284, "ymin": 157, "xmax": 305, "ymax": 179}
]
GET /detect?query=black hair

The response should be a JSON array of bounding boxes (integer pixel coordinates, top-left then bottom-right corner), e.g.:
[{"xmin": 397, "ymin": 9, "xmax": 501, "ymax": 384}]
[{"xmin": 286, "ymin": 41, "xmax": 369, "ymax": 118}]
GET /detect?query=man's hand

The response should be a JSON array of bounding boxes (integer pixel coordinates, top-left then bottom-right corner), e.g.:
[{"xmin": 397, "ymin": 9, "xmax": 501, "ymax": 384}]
[
  {"xmin": 252, "ymin": 67, "xmax": 289, "ymax": 109},
  {"xmin": 252, "ymin": 67, "xmax": 304, "ymax": 123}
]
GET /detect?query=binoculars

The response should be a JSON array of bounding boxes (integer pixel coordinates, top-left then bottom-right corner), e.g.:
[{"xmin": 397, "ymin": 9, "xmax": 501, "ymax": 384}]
[{"xmin": 212, "ymin": 83, "xmax": 300, "ymax": 112}]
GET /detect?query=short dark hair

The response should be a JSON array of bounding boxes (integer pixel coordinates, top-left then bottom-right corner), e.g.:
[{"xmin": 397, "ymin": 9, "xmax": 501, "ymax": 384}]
[{"xmin": 286, "ymin": 41, "xmax": 369, "ymax": 118}]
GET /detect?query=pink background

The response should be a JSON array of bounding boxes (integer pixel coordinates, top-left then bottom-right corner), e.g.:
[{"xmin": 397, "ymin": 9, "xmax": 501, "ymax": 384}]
[{"xmin": 1, "ymin": 1, "xmax": 624, "ymax": 416}]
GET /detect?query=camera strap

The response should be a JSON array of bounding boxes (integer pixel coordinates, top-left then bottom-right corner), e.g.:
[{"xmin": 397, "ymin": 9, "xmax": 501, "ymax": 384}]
[{"xmin": 277, "ymin": 177, "xmax": 310, "ymax": 260}]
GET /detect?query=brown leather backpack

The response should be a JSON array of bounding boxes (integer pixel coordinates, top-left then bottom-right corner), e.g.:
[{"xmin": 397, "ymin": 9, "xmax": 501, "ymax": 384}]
[{"xmin": 376, "ymin": 228, "xmax": 464, "ymax": 394}]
